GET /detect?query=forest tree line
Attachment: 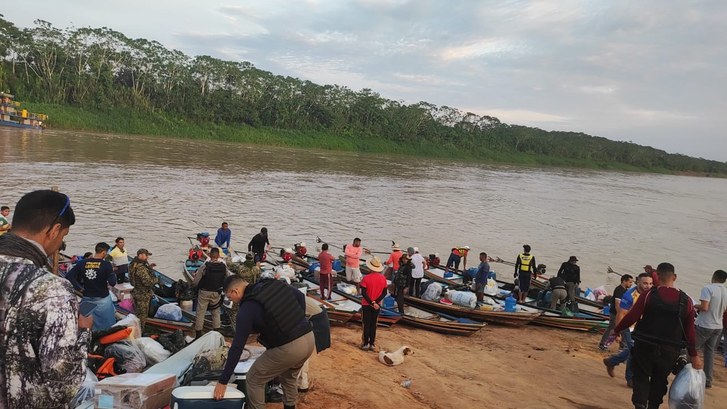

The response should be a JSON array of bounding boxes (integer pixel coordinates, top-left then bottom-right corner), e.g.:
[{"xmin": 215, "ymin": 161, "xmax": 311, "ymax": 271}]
[{"xmin": 1, "ymin": 16, "xmax": 725, "ymax": 174}]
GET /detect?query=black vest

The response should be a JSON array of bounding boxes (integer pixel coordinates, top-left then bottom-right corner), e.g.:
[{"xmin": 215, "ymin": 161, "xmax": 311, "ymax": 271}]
[
  {"xmin": 632, "ymin": 288, "xmax": 688, "ymax": 347},
  {"xmin": 243, "ymin": 279, "xmax": 311, "ymax": 348},
  {"xmin": 198, "ymin": 261, "xmax": 226, "ymax": 292}
]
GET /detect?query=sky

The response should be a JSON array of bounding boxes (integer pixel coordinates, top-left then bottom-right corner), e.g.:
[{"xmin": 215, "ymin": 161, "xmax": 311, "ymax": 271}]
[{"xmin": 3, "ymin": 0, "xmax": 726, "ymax": 161}]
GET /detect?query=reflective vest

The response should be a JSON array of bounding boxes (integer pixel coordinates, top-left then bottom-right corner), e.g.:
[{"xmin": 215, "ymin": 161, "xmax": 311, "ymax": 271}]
[
  {"xmin": 452, "ymin": 248, "xmax": 468, "ymax": 257},
  {"xmin": 243, "ymin": 279, "xmax": 312, "ymax": 348},
  {"xmin": 518, "ymin": 253, "xmax": 533, "ymax": 272},
  {"xmin": 198, "ymin": 261, "xmax": 226, "ymax": 292}
]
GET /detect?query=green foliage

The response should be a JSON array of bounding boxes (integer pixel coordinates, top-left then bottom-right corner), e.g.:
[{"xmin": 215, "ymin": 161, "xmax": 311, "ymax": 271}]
[{"xmin": 3, "ymin": 17, "xmax": 726, "ymax": 176}]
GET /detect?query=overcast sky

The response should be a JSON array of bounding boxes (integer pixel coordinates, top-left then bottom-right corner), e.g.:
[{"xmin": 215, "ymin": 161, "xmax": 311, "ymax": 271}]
[{"xmin": 4, "ymin": 0, "xmax": 726, "ymax": 161}]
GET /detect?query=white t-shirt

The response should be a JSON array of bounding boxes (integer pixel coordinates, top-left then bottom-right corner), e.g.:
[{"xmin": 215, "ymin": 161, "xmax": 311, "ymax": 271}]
[
  {"xmin": 695, "ymin": 283, "xmax": 727, "ymax": 330},
  {"xmin": 411, "ymin": 253, "xmax": 425, "ymax": 279}
]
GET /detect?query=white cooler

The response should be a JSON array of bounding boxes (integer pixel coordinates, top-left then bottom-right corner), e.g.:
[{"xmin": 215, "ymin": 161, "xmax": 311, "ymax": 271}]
[{"xmin": 170, "ymin": 385, "xmax": 245, "ymax": 409}]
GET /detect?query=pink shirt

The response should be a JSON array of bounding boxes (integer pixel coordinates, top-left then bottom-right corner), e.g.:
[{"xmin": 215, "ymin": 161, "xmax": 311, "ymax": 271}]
[{"xmin": 344, "ymin": 244, "xmax": 363, "ymax": 268}]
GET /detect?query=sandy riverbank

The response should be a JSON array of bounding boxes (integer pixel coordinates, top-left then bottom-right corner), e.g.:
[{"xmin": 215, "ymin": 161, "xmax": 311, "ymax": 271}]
[{"xmin": 275, "ymin": 324, "xmax": 727, "ymax": 409}]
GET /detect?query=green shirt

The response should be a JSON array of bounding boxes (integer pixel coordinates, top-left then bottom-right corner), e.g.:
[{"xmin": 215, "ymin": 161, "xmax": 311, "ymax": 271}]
[{"xmin": 0, "ymin": 215, "xmax": 9, "ymax": 236}]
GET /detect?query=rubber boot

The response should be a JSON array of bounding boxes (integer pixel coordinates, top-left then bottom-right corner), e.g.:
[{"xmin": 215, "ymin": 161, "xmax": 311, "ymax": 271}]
[
  {"xmin": 283, "ymin": 406, "xmax": 295, "ymax": 409},
  {"xmin": 195, "ymin": 330, "xmax": 202, "ymax": 339}
]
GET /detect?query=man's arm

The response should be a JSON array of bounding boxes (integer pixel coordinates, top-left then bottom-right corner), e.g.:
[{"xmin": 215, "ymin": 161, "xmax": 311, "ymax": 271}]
[
  {"xmin": 106, "ymin": 263, "xmax": 117, "ymax": 287},
  {"xmin": 614, "ymin": 291, "xmax": 648, "ymax": 334},
  {"xmin": 514, "ymin": 256, "xmax": 521, "ymax": 276},
  {"xmin": 66, "ymin": 263, "xmax": 83, "ymax": 292},
  {"xmin": 218, "ymin": 302, "xmax": 258, "ymax": 385},
  {"xmin": 192, "ymin": 264, "xmax": 206, "ymax": 286}
]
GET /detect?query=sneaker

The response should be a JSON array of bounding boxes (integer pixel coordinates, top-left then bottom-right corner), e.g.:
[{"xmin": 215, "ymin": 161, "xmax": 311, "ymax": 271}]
[
  {"xmin": 369, "ymin": 344, "xmax": 376, "ymax": 351},
  {"xmin": 598, "ymin": 344, "xmax": 607, "ymax": 351},
  {"xmin": 603, "ymin": 358, "xmax": 615, "ymax": 378},
  {"xmin": 360, "ymin": 343, "xmax": 370, "ymax": 351}
]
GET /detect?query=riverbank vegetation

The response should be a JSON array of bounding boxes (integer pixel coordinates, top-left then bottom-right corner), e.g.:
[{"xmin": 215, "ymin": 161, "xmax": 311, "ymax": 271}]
[{"xmin": 2, "ymin": 16, "xmax": 725, "ymax": 175}]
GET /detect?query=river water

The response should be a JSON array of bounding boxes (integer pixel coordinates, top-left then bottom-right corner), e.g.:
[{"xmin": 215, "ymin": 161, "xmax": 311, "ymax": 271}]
[{"xmin": 1, "ymin": 128, "xmax": 725, "ymax": 297}]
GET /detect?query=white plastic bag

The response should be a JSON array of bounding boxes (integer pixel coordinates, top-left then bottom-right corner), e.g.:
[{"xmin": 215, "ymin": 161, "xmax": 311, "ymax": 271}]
[
  {"xmin": 337, "ymin": 282, "xmax": 358, "ymax": 296},
  {"xmin": 134, "ymin": 337, "xmax": 171, "ymax": 364},
  {"xmin": 668, "ymin": 364, "xmax": 705, "ymax": 409},
  {"xmin": 155, "ymin": 303, "xmax": 183, "ymax": 321},
  {"xmin": 484, "ymin": 278, "xmax": 498, "ymax": 296},
  {"xmin": 115, "ymin": 314, "xmax": 142, "ymax": 339},
  {"xmin": 69, "ymin": 367, "xmax": 97, "ymax": 407},
  {"xmin": 422, "ymin": 282, "xmax": 442, "ymax": 301}
]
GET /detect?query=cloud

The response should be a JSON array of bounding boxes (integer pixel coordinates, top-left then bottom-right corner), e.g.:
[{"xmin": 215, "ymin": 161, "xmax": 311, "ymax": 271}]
[
  {"xmin": 469, "ymin": 109, "xmax": 571, "ymax": 125},
  {"xmin": 438, "ymin": 38, "xmax": 524, "ymax": 61}
]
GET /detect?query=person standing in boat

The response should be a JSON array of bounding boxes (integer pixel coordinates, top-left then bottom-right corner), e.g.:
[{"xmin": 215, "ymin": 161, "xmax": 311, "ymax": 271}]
[
  {"xmin": 66, "ymin": 241, "xmax": 117, "ymax": 330},
  {"xmin": 385, "ymin": 242, "xmax": 403, "ymax": 278},
  {"xmin": 475, "ymin": 252, "xmax": 491, "ymax": 307},
  {"xmin": 0, "ymin": 190, "xmax": 92, "ymax": 408},
  {"xmin": 129, "ymin": 248, "xmax": 158, "ymax": 333},
  {"xmin": 408, "ymin": 247, "xmax": 426, "ymax": 298},
  {"xmin": 360, "ymin": 257, "xmax": 387, "ymax": 351},
  {"xmin": 693, "ymin": 269, "xmax": 727, "ymax": 388},
  {"xmin": 107, "ymin": 237, "xmax": 130, "ymax": 283},
  {"xmin": 393, "ymin": 253, "xmax": 413, "ymax": 313},
  {"xmin": 444, "ymin": 245, "xmax": 470, "ymax": 277},
  {"xmin": 599, "ymin": 273, "xmax": 634, "ymax": 350},
  {"xmin": 248, "ymin": 227, "xmax": 270, "ymax": 264},
  {"xmin": 344, "ymin": 237, "xmax": 370, "ymax": 294},
  {"xmin": 514, "ymin": 245, "xmax": 536, "ymax": 303},
  {"xmin": 0, "ymin": 205, "xmax": 11, "ymax": 236},
  {"xmin": 192, "ymin": 247, "xmax": 228, "ymax": 338},
  {"xmin": 317, "ymin": 243, "xmax": 335, "ymax": 300},
  {"xmin": 215, "ymin": 222, "xmax": 231, "ymax": 254},
  {"xmin": 214, "ymin": 275, "xmax": 314, "ymax": 409},
  {"xmin": 612, "ymin": 263, "xmax": 702, "ymax": 409},
  {"xmin": 556, "ymin": 255, "xmax": 580, "ymax": 307}
]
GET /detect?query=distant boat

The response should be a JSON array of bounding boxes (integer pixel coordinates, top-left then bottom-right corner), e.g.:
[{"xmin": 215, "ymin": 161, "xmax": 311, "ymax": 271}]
[{"xmin": 0, "ymin": 92, "xmax": 47, "ymax": 129}]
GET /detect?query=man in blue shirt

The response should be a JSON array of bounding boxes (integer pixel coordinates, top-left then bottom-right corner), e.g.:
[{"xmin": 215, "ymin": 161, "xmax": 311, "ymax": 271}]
[
  {"xmin": 475, "ymin": 252, "xmax": 490, "ymax": 306},
  {"xmin": 215, "ymin": 222, "xmax": 231, "ymax": 253},
  {"xmin": 67, "ymin": 242, "xmax": 117, "ymax": 330}
]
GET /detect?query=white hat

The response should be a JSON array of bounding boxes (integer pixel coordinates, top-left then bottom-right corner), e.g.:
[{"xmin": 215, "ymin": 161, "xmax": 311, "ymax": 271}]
[
  {"xmin": 413, "ymin": 247, "xmax": 419, "ymax": 253},
  {"xmin": 298, "ymin": 242, "xmax": 307, "ymax": 247},
  {"xmin": 464, "ymin": 246, "xmax": 470, "ymax": 250},
  {"xmin": 366, "ymin": 257, "xmax": 385, "ymax": 272},
  {"xmin": 391, "ymin": 242, "xmax": 401, "ymax": 250}
]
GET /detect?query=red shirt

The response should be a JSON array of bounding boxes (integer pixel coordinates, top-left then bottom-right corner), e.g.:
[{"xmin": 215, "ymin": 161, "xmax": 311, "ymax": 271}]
[
  {"xmin": 614, "ymin": 286, "xmax": 697, "ymax": 356},
  {"xmin": 318, "ymin": 250, "xmax": 335, "ymax": 274},
  {"xmin": 360, "ymin": 272, "xmax": 387, "ymax": 306},
  {"xmin": 386, "ymin": 250, "xmax": 403, "ymax": 271}
]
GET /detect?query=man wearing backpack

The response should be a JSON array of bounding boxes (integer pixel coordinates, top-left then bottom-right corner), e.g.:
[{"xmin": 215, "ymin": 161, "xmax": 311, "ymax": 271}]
[{"xmin": 613, "ymin": 263, "xmax": 702, "ymax": 409}]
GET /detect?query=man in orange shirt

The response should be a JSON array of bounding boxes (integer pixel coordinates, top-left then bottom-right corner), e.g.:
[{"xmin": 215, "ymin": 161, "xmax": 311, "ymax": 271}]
[{"xmin": 385, "ymin": 242, "xmax": 403, "ymax": 278}]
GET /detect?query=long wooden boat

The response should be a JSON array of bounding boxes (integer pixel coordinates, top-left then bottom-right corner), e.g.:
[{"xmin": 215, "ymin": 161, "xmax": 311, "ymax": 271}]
[{"xmin": 403, "ymin": 295, "xmax": 540, "ymax": 327}]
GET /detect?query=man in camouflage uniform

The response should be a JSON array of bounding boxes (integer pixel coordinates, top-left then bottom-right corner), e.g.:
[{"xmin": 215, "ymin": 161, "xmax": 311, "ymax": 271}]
[
  {"xmin": 0, "ymin": 190, "xmax": 92, "ymax": 408},
  {"xmin": 226, "ymin": 252, "xmax": 261, "ymax": 328},
  {"xmin": 129, "ymin": 248, "xmax": 158, "ymax": 333}
]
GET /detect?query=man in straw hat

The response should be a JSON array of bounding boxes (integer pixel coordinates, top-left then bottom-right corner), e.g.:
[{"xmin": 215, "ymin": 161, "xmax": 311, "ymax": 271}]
[
  {"xmin": 360, "ymin": 256, "xmax": 387, "ymax": 351},
  {"xmin": 385, "ymin": 241, "xmax": 403, "ymax": 278}
]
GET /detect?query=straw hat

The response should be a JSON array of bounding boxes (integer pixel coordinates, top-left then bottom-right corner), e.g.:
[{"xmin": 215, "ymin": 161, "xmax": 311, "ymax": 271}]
[
  {"xmin": 391, "ymin": 242, "xmax": 401, "ymax": 251},
  {"xmin": 366, "ymin": 257, "xmax": 385, "ymax": 272},
  {"xmin": 298, "ymin": 242, "xmax": 307, "ymax": 247}
]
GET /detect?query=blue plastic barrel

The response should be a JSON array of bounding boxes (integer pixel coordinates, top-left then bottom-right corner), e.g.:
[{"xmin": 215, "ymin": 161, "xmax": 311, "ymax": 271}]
[
  {"xmin": 332, "ymin": 260, "xmax": 342, "ymax": 271},
  {"xmin": 308, "ymin": 262, "xmax": 320, "ymax": 274}
]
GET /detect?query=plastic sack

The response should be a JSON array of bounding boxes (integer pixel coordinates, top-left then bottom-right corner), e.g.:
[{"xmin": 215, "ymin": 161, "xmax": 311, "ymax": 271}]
[
  {"xmin": 446, "ymin": 290, "xmax": 477, "ymax": 308},
  {"xmin": 155, "ymin": 303, "xmax": 183, "ymax": 321},
  {"xmin": 668, "ymin": 364, "xmax": 705, "ymax": 409},
  {"xmin": 134, "ymin": 337, "xmax": 171, "ymax": 365},
  {"xmin": 483, "ymin": 278, "xmax": 498, "ymax": 296},
  {"xmin": 337, "ymin": 282, "xmax": 358, "ymax": 296},
  {"xmin": 422, "ymin": 282, "xmax": 442, "ymax": 301},
  {"xmin": 104, "ymin": 340, "xmax": 147, "ymax": 373},
  {"xmin": 115, "ymin": 314, "xmax": 142, "ymax": 340},
  {"xmin": 69, "ymin": 367, "xmax": 97, "ymax": 407},
  {"xmin": 275, "ymin": 265, "xmax": 296, "ymax": 281}
]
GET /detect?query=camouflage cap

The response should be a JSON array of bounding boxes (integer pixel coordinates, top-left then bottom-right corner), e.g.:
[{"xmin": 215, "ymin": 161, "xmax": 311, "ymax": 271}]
[{"xmin": 137, "ymin": 248, "xmax": 152, "ymax": 256}]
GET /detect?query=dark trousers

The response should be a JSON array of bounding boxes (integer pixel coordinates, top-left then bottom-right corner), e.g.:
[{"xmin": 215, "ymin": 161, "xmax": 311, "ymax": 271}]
[
  {"xmin": 445, "ymin": 253, "xmax": 461, "ymax": 271},
  {"xmin": 115, "ymin": 264, "xmax": 129, "ymax": 284},
  {"xmin": 395, "ymin": 285, "xmax": 406, "ymax": 314},
  {"xmin": 408, "ymin": 277, "xmax": 422, "ymax": 298},
  {"xmin": 631, "ymin": 341, "xmax": 680, "ymax": 408},
  {"xmin": 361, "ymin": 305, "xmax": 380, "ymax": 346}
]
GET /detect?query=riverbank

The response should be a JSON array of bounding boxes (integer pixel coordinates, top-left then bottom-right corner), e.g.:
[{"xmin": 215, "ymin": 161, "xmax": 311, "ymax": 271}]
[
  {"xmin": 23, "ymin": 102, "xmax": 677, "ymax": 174},
  {"xmin": 293, "ymin": 324, "xmax": 726, "ymax": 409}
]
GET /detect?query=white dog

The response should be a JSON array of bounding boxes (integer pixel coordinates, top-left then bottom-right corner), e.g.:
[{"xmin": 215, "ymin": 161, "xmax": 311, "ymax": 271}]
[{"xmin": 378, "ymin": 346, "xmax": 413, "ymax": 366}]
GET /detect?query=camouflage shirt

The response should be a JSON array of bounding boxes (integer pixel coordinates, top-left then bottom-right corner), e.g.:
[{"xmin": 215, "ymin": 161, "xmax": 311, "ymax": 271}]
[
  {"xmin": 128, "ymin": 258, "xmax": 158, "ymax": 293},
  {"xmin": 229, "ymin": 261, "xmax": 261, "ymax": 284},
  {"xmin": 0, "ymin": 254, "xmax": 91, "ymax": 408}
]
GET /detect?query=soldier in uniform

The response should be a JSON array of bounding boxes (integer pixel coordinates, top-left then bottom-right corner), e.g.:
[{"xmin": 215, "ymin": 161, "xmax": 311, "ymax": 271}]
[
  {"xmin": 129, "ymin": 248, "xmax": 158, "ymax": 333},
  {"xmin": 226, "ymin": 252, "xmax": 261, "ymax": 328}
]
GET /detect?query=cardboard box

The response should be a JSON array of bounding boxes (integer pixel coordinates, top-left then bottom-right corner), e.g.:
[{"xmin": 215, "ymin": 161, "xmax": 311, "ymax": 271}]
[
  {"xmin": 112, "ymin": 282, "xmax": 134, "ymax": 301},
  {"xmin": 95, "ymin": 373, "xmax": 175, "ymax": 409}
]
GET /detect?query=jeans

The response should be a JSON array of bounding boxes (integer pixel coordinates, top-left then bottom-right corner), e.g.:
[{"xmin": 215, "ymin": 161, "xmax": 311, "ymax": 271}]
[
  {"xmin": 605, "ymin": 330, "xmax": 634, "ymax": 381},
  {"xmin": 631, "ymin": 341, "xmax": 680, "ymax": 408},
  {"xmin": 409, "ymin": 277, "xmax": 422, "ymax": 298},
  {"xmin": 83, "ymin": 295, "xmax": 117, "ymax": 331},
  {"xmin": 599, "ymin": 312, "xmax": 617, "ymax": 347},
  {"xmin": 445, "ymin": 253, "xmax": 461, "ymax": 271},
  {"xmin": 695, "ymin": 325, "xmax": 722, "ymax": 384}
]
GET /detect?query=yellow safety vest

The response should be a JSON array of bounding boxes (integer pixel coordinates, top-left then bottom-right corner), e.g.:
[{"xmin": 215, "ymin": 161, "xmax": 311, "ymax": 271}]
[{"xmin": 518, "ymin": 253, "xmax": 533, "ymax": 272}]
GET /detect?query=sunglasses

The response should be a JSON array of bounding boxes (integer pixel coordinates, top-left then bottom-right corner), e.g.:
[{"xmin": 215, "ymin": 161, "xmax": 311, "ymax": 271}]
[{"xmin": 47, "ymin": 195, "xmax": 71, "ymax": 232}]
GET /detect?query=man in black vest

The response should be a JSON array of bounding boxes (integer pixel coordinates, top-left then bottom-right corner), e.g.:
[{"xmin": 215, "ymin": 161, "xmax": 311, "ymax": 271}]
[
  {"xmin": 192, "ymin": 247, "xmax": 228, "ymax": 338},
  {"xmin": 613, "ymin": 262, "xmax": 702, "ymax": 409},
  {"xmin": 214, "ymin": 275, "xmax": 314, "ymax": 409}
]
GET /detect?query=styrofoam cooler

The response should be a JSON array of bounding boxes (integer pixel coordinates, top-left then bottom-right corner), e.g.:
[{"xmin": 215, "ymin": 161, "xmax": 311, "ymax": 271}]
[{"xmin": 171, "ymin": 386, "xmax": 245, "ymax": 409}]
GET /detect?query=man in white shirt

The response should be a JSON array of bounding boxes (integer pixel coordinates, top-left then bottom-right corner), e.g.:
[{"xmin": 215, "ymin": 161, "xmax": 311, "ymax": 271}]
[
  {"xmin": 407, "ymin": 247, "xmax": 426, "ymax": 298},
  {"xmin": 107, "ymin": 237, "xmax": 130, "ymax": 283},
  {"xmin": 694, "ymin": 269, "xmax": 727, "ymax": 388}
]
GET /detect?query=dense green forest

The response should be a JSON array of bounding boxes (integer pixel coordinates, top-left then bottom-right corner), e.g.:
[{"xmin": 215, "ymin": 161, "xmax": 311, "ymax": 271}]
[{"xmin": 1, "ymin": 16, "xmax": 725, "ymax": 175}]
